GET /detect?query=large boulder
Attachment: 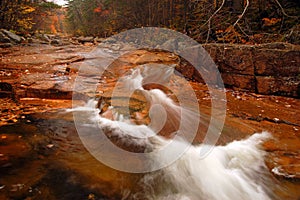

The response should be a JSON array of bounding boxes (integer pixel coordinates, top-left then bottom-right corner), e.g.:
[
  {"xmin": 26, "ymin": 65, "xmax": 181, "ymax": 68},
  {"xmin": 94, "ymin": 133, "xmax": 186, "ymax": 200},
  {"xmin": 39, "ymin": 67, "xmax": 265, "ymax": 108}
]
[{"xmin": 1, "ymin": 29, "xmax": 22, "ymax": 43}]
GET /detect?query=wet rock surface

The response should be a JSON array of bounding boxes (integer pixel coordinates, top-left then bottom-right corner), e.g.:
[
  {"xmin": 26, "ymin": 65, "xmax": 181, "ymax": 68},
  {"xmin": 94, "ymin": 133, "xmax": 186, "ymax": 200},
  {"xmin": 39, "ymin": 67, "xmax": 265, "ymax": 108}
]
[
  {"xmin": 0, "ymin": 44, "xmax": 93, "ymax": 100},
  {"xmin": 0, "ymin": 42, "xmax": 299, "ymax": 199},
  {"xmin": 1, "ymin": 30, "xmax": 299, "ymax": 97}
]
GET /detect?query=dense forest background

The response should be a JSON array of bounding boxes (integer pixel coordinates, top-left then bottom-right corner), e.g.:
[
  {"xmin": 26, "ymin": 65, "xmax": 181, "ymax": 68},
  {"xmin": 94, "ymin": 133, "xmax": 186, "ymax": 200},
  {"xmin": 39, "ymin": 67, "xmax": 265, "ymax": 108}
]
[
  {"xmin": 0, "ymin": 0, "xmax": 64, "ymax": 34},
  {"xmin": 0, "ymin": 0, "xmax": 299, "ymax": 44}
]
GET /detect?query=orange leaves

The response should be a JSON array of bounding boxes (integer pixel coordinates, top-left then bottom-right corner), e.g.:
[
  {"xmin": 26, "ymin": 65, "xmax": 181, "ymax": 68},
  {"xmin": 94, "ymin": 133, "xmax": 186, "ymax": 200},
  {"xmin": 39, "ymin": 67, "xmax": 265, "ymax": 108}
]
[
  {"xmin": 216, "ymin": 26, "xmax": 247, "ymax": 44},
  {"xmin": 262, "ymin": 18, "xmax": 281, "ymax": 27}
]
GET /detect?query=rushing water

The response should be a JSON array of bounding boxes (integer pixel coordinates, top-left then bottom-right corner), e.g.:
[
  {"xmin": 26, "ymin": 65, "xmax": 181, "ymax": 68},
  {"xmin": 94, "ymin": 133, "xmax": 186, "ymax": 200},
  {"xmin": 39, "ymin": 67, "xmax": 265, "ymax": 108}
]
[{"xmin": 69, "ymin": 65, "xmax": 282, "ymax": 200}]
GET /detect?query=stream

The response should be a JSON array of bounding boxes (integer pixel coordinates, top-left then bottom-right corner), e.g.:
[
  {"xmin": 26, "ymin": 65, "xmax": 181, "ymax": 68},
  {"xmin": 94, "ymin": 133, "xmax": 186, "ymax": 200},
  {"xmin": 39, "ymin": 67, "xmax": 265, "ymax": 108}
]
[
  {"xmin": 0, "ymin": 38, "xmax": 299, "ymax": 199},
  {"xmin": 1, "ymin": 63, "xmax": 299, "ymax": 199}
]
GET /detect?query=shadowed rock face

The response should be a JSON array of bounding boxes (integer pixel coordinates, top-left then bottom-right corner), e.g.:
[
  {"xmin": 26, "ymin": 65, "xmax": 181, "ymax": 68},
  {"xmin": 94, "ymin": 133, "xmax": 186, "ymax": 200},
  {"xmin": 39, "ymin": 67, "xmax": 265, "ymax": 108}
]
[
  {"xmin": 0, "ymin": 82, "xmax": 14, "ymax": 98},
  {"xmin": 203, "ymin": 43, "xmax": 300, "ymax": 97},
  {"xmin": 175, "ymin": 43, "xmax": 300, "ymax": 97}
]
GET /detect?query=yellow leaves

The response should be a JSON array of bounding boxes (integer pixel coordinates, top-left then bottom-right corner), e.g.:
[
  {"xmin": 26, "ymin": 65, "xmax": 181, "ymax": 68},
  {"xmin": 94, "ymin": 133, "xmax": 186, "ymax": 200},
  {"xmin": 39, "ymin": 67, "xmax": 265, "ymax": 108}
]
[
  {"xmin": 17, "ymin": 18, "xmax": 35, "ymax": 30},
  {"xmin": 22, "ymin": 6, "xmax": 36, "ymax": 14},
  {"xmin": 15, "ymin": 6, "xmax": 36, "ymax": 31}
]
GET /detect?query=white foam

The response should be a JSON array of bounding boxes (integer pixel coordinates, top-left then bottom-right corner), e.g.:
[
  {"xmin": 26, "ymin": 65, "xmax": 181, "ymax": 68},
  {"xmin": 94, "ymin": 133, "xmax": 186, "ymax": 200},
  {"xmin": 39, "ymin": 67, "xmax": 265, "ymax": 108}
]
[{"xmin": 143, "ymin": 132, "xmax": 273, "ymax": 200}]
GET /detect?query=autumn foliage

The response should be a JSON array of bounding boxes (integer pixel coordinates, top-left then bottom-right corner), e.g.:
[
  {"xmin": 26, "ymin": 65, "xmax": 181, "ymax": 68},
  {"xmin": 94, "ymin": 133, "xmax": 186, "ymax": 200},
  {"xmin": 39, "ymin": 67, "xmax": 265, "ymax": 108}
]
[
  {"xmin": 0, "ymin": 0, "xmax": 63, "ymax": 34},
  {"xmin": 65, "ymin": 0, "xmax": 299, "ymax": 44},
  {"xmin": 0, "ymin": 0, "xmax": 298, "ymax": 44}
]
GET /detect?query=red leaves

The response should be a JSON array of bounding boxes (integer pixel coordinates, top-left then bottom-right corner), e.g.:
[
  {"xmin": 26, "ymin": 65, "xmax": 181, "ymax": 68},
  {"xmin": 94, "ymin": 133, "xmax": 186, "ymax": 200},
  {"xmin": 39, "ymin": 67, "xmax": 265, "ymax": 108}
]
[
  {"xmin": 93, "ymin": 6, "xmax": 110, "ymax": 16},
  {"xmin": 93, "ymin": 6, "xmax": 102, "ymax": 13}
]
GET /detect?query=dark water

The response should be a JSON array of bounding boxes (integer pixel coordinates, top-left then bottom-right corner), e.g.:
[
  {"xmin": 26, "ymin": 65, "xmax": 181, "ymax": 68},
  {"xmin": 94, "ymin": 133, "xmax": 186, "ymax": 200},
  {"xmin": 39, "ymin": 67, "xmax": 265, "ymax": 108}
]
[{"xmin": 0, "ymin": 111, "xmax": 143, "ymax": 200}]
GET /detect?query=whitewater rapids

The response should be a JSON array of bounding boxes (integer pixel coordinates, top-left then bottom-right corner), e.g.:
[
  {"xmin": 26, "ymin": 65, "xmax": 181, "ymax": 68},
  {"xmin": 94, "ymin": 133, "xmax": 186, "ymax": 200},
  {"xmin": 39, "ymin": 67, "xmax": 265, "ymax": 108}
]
[
  {"xmin": 70, "ymin": 65, "xmax": 278, "ymax": 200},
  {"xmin": 89, "ymin": 108, "xmax": 275, "ymax": 199},
  {"xmin": 136, "ymin": 132, "xmax": 274, "ymax": 200}
]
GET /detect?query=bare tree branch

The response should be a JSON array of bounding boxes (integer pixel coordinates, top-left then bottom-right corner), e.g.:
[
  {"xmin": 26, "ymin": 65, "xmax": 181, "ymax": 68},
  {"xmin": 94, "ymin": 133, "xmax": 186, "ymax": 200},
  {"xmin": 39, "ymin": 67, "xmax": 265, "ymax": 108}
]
[
  {"xmin": 232, "ymin": 0, "xmax": 249, "ymax": 28},
  {"xmin": 202, "ymin": 0, "xmax": 226, "ymax": 43},
  {"xmin": 273, "ymin": 0, "xmax": 298, "ymax": 18},
  {"xmin": 220, "ymin": 0, "xmax": 249, "ymax": 42},
  {"xmin": 237, "ymin": 23, "xmax": 250, "ymax": 38}
]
